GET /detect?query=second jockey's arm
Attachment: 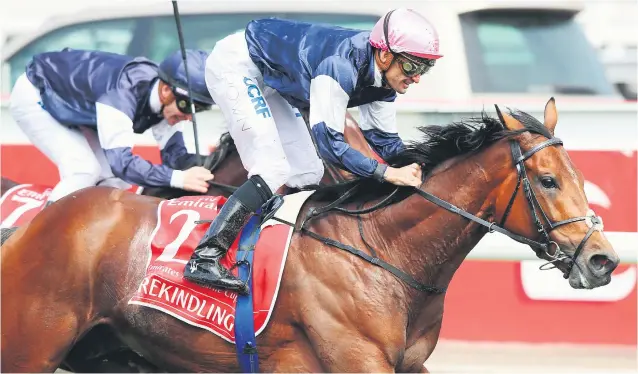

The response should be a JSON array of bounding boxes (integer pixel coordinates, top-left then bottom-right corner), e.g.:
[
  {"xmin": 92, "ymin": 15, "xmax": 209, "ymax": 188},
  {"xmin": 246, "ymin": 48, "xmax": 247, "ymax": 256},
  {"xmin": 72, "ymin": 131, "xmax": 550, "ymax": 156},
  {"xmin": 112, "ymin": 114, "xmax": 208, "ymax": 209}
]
[
  {"xmin": 96, "ymin": 102, "xmax": 186, "ymax": 188},
  {"xmin": 151, "ymin": 121, "xmax": 203, "ymax": 170}
]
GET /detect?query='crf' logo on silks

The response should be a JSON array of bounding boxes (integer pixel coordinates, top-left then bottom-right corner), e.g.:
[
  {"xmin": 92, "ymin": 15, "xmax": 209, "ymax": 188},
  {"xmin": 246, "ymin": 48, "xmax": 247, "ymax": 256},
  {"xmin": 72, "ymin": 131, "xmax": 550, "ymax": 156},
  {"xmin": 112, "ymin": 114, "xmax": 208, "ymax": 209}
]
[
  {"xmin": 520, "ymin": 179, "xmax": 636, "ymax": 302},
  {"xmin": 243, "ymin": 77, "xmax": 271, "ymax": 119}
]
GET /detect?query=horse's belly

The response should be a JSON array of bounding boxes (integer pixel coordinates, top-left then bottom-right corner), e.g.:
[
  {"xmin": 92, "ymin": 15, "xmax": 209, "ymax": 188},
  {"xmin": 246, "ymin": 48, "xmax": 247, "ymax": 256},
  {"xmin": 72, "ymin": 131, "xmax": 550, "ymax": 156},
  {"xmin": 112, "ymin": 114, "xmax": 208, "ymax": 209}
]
[{"xmin": 112, "ymin": 304, "xmax": 240, "ymax": 372}]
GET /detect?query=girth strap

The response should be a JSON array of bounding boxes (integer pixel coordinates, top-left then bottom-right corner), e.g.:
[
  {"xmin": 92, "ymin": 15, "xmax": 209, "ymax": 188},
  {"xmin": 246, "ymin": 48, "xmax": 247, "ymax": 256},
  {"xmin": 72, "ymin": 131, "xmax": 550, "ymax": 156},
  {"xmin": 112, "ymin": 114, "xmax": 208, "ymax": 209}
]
[
  {"xmin": 271, "ymin": 215, "xmax": 447, "ymax": 294},
  {"xmin": 302, "ymin": 228, "xmax": 447, "ymax": 294}
]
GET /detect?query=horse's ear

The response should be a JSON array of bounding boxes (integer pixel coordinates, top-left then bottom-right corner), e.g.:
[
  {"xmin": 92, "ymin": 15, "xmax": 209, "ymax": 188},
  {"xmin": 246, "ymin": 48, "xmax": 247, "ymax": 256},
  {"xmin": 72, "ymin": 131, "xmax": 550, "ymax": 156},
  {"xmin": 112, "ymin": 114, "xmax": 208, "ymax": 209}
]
[
  {"xmin": 494, "ymin": 104, "xmax": 524, "ymax": 131},
  {"xmin": 494, "ymin": 104, "xmax": 506, "ymax": 125},
  {"xmin": 544, "ymin": 97, "xmax": 558, "ymax": 135}
]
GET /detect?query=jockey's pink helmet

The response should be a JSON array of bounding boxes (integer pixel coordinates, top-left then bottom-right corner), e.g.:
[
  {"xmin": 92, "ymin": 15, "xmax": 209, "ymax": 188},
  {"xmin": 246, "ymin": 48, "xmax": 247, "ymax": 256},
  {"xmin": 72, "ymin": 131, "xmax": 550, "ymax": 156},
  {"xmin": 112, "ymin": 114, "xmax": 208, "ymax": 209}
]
[{"xmin": 369, "ymin": 8, "xmax": 443, "ymax": 60}]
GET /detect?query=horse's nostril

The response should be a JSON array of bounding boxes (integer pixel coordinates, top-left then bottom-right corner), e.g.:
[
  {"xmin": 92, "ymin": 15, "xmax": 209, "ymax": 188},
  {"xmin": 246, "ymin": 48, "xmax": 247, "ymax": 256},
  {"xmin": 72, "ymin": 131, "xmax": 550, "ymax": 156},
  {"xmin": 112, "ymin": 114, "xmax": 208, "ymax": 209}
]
[{"xmin": 589, "ymin": 254, "xmax": 617, "ymax": 275}]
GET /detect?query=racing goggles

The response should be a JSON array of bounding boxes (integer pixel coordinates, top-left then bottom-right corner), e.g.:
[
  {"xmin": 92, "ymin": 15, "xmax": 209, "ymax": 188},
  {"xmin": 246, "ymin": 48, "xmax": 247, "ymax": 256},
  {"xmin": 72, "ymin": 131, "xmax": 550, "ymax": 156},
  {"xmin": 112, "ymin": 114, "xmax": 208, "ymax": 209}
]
[
  {"xmin": 395, "ymin": 54, "xmax": 434, "ymax": 77},
  {"xmin": 172, "ymin": 87, "xmax": 212, "ymax": 114}
]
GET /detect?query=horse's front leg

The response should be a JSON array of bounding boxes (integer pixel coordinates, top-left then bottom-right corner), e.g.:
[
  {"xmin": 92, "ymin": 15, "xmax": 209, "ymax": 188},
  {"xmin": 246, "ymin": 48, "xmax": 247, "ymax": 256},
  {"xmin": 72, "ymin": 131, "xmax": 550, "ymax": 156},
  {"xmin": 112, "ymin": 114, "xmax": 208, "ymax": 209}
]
[
  {"xmin": 265, "ymin": 338, "xmax": 324, "ymax": 372},
  {"xmin": 300, "ymin": 318, "xmax": 401, "ymax": 372},
  {"xmin": 399, "ymin": 320, "xmax": 442, "ymax": 373},
  {"xmin": 263, "ymin": 326, "xmax": 397, "ymax": 372}
]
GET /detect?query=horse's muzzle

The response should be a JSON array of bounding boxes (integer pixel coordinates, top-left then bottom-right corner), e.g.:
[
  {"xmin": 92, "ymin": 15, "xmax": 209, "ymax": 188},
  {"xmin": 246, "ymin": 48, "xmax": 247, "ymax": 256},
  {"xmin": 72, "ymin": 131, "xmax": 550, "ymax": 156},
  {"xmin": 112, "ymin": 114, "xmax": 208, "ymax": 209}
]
[{"xmin": 568, "ymin": 248, "xmax": 619, "ymax": 289}]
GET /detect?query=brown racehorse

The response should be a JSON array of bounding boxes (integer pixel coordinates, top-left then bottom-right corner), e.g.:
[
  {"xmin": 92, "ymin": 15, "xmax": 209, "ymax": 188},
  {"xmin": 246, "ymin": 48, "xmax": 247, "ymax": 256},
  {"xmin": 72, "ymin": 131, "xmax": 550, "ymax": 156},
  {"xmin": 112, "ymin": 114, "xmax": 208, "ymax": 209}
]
[
  {"xmin": 1, "ymin": 98, "xmax": 619, "ymax": 373},
  {"xmin": 0, "ymin": 112, "xmax": 383, "ymax": 371}
]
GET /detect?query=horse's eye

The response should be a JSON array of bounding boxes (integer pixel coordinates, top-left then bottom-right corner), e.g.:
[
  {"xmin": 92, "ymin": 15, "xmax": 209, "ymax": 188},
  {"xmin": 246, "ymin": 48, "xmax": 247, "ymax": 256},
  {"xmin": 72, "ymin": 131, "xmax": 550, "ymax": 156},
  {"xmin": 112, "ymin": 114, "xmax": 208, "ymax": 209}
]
[{"xmin": 540, "ymin": 176, "xmax": 558, "ymax": 189}]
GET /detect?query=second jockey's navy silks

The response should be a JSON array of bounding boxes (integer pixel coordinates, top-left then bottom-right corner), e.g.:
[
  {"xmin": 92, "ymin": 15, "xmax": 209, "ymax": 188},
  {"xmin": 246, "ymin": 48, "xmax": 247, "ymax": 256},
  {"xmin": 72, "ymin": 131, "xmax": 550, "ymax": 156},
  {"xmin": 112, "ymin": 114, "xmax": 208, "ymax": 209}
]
[
  {"xmin": 245, "ymin": 18, "xmax": 405, "ymax": 178},
  {"xmin": 24, "ymin": 48, "xmax": 196, "ymax": 188},
  {"xmin": 26, "ymin": 49, "xmax": 155, "ymax": 129},
  {"xmin": 153, "ymin": 122, "xmax": 201, "ymax": 169}
]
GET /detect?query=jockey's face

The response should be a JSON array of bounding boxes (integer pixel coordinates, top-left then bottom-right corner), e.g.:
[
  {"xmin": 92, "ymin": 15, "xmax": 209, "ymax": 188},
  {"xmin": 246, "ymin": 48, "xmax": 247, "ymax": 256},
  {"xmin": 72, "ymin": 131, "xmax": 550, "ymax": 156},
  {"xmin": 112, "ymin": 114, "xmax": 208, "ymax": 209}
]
[
  {"xmin": 163, "ymin": 100, "xmax": 193, "ymax": 125},
  {"xmin": 376, "ymin": 50, "xmax": 421, "ymax": 94},
  {"xmin": 159, "ymin": 82, "xmax": 192, "ymax": 125}
]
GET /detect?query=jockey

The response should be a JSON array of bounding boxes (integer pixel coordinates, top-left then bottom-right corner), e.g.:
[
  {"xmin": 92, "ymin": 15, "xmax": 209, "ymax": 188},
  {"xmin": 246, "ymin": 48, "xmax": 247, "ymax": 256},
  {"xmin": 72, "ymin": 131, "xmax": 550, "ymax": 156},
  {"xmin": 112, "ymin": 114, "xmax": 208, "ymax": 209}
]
[
  {"xmin": 184, "ymin": 8, "xmax": 443, "ymax": 293},
  {"xmin": 9, "ymin": 48, "xmax": 216, "ymax": 206}
]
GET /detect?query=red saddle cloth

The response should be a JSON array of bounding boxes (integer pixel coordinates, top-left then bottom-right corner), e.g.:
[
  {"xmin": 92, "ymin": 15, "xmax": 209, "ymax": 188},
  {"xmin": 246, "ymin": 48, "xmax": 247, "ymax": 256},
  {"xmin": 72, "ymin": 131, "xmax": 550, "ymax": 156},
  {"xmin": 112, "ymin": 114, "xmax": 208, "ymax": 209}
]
[{"xmin": 128, "ymin": 193, "xmax": 310, "ymax": 343}]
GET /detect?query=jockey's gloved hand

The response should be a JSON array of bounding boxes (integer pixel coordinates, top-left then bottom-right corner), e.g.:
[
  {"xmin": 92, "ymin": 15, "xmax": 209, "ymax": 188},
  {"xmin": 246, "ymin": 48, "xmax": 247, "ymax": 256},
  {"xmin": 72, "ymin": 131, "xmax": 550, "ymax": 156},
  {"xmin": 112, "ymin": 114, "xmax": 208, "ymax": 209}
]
[
  {"xmin": 383, "ymin": 163, "xmax": 422, "ymax": 187},
  {"xmin": 180, "ymin": 166, "xmax": 214, "ymax": 193}
]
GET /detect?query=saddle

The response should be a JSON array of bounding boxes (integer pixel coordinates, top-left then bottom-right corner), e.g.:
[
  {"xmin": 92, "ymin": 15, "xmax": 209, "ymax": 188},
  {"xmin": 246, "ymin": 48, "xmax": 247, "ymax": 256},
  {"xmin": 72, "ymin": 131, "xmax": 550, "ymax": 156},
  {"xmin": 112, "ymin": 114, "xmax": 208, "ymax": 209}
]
[{"xmin": 202, "ymin": 132, "xmax": 236, "ymax": 173}]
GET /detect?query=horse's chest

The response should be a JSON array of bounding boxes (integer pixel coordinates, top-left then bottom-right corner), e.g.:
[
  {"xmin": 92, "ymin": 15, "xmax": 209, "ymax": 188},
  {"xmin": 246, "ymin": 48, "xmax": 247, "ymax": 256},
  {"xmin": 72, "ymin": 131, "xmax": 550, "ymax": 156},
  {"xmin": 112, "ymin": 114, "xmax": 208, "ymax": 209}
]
[
  {"xmin": 398, "ymin": 299, "xmax": 445, "ymax": 370},
  {"xmin": 399, "ymin": 330, "xmax": 441, "ymax": 372}
]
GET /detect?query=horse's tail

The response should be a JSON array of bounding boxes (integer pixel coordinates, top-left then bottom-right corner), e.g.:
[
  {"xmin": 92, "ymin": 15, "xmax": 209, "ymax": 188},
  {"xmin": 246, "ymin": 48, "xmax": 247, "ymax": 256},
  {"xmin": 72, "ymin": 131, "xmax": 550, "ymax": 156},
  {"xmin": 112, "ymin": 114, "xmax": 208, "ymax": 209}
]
[{"xmin": 1, "ymin": 227, "xmax": 19, "ymax": 246}]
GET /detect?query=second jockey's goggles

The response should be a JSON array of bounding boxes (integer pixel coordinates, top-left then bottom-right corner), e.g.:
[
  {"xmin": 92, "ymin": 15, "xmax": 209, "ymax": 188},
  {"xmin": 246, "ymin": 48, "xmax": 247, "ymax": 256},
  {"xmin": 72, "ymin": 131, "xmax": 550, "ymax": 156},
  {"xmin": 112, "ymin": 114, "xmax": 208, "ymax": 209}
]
[
  {"xmin": 394, "ymin": 53, "xmax": 434, "ymax": 77},
  {"xmin": 172, "ymin": 86, "xmax": 212, "ymax": 114}
]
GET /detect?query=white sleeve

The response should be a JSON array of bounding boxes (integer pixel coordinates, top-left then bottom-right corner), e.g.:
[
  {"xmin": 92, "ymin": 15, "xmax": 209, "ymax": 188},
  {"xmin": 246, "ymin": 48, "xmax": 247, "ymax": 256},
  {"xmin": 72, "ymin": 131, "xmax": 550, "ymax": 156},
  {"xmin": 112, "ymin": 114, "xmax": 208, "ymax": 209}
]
[
  {"xmin": 308, "ymin": 75, "xmax": 350, "ymax": 133},
  {"xmin": 96, "ymin": 102, "xmax": 135, "ymax": 149},
  {"xmin": 96, "ymin": 102, "xmax": 180, "ymax": 188},
  {"xmin": 151, "ymin": 120, "xmax": 182, "ymax": 150},
  {"xmin": 358, "ymin": 100, "xmax": 398, "ymax": 133}
]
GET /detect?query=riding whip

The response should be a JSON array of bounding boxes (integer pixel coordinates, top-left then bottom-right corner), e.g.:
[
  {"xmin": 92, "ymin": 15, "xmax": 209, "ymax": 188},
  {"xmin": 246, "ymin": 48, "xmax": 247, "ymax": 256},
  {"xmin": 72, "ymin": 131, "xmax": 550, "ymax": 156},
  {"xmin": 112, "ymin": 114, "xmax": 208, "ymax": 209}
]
[{"xmin": 171, "ymin": 0, "xmax": 202, "ymax": 164}]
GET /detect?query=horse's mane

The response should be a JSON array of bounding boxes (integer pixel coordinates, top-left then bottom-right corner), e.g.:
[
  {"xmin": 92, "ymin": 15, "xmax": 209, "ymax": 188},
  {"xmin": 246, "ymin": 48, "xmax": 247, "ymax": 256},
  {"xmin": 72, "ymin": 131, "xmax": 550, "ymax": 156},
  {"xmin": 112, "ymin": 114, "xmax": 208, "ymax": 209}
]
[{"xmin": 310, "ymin": 108, "xmax": 553, "ymax": 204}]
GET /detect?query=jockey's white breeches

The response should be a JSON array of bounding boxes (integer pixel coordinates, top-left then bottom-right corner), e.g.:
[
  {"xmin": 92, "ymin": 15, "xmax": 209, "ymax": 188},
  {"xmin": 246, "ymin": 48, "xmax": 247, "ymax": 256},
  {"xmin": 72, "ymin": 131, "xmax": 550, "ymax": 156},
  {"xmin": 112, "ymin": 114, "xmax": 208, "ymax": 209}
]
[
  {"xmin": 205, "ymin": 32, "xmax": 324, "ymax": 193},
  {"xmin": 9, "ymin": 73, "xmax": 130, "ymax": 203}
]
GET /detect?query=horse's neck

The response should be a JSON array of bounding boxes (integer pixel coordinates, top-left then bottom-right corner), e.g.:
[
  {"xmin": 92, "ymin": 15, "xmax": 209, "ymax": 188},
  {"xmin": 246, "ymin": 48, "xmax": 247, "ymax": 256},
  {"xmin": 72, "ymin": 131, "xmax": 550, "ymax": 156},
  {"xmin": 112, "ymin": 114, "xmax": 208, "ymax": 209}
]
[{"xmin": 381, "ymin": 143, "xmax": 512, "ymax": 296}]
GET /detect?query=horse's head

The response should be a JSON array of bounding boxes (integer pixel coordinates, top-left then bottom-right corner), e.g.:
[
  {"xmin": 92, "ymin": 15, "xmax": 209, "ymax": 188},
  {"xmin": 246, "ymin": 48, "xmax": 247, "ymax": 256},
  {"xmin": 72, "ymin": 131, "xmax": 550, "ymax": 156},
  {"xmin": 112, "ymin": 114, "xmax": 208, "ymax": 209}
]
[{"xmin": 494, "ymin": 97, "xmax": 619, "ymax": 289}]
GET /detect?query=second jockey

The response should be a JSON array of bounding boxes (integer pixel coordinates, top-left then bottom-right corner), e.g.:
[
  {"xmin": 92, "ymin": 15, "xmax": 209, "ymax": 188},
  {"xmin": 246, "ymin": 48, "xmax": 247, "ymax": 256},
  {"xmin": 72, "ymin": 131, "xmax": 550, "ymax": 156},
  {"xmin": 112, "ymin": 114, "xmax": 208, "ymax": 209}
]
[
  {"xmin": 9, "ymin": 48, "xmax": 216, "ymax": 206},
  {"xmin": 184, "ymin": 8, "xmax": 443, "ymax": 293}
]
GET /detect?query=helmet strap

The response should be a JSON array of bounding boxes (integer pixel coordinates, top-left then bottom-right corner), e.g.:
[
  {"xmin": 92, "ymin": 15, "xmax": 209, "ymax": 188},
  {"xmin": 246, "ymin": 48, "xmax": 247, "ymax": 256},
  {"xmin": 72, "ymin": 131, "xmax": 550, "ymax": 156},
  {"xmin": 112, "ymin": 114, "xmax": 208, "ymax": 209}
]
[
  {"xmin": 374, "ymin": 50, "xmax": 394, "ymax": 89},
  {"xmin": 380, "ymin": 9, "xmax": 397, "ymax": 88},
  {"xmin": 381, "ymin": 73, "xmax": 390, "ymax": 89},
  {"xmin": 383, "ymin": 10, "xmax": 396, "ymax": 54}
]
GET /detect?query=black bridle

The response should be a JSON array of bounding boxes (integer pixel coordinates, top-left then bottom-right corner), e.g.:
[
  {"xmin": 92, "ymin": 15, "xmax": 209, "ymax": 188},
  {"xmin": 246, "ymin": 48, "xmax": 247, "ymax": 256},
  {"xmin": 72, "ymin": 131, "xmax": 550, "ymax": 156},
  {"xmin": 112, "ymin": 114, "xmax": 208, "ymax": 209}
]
[
  {"xmin": 271, "ymin": 135, "xmax": 604, "ymax": 294},
  {"xmin": 495, "ymin": 138, "xmax": 604, "ymax": 278},
  {"xmin": 412, "ymin": 137, "xmax": 604, "ymax": 280}
]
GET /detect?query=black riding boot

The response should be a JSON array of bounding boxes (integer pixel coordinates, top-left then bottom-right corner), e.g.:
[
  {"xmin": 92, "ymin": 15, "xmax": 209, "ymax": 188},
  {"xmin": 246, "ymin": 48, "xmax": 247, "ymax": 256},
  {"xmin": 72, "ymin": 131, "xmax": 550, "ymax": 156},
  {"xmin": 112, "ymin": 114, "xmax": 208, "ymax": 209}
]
[
  {"xmin": 183, "ymin": 195, "xmax": 252, "ymax": 293},
  {"xmin": 183, "ymin": 176, "xmax": 273, "ymax": 294}
]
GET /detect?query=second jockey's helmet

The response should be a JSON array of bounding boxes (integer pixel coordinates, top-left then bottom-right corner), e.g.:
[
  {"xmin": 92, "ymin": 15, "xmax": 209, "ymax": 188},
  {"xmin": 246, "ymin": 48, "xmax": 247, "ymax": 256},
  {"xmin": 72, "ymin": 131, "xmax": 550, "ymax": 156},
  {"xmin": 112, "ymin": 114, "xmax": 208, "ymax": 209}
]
[
  {"xmin": 158, "ymin": 49, "xmax": 214, "ymax": 113},
  {"xmin": 369, "ymin": 8, "xmax": 443, "ymax": 75}
]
